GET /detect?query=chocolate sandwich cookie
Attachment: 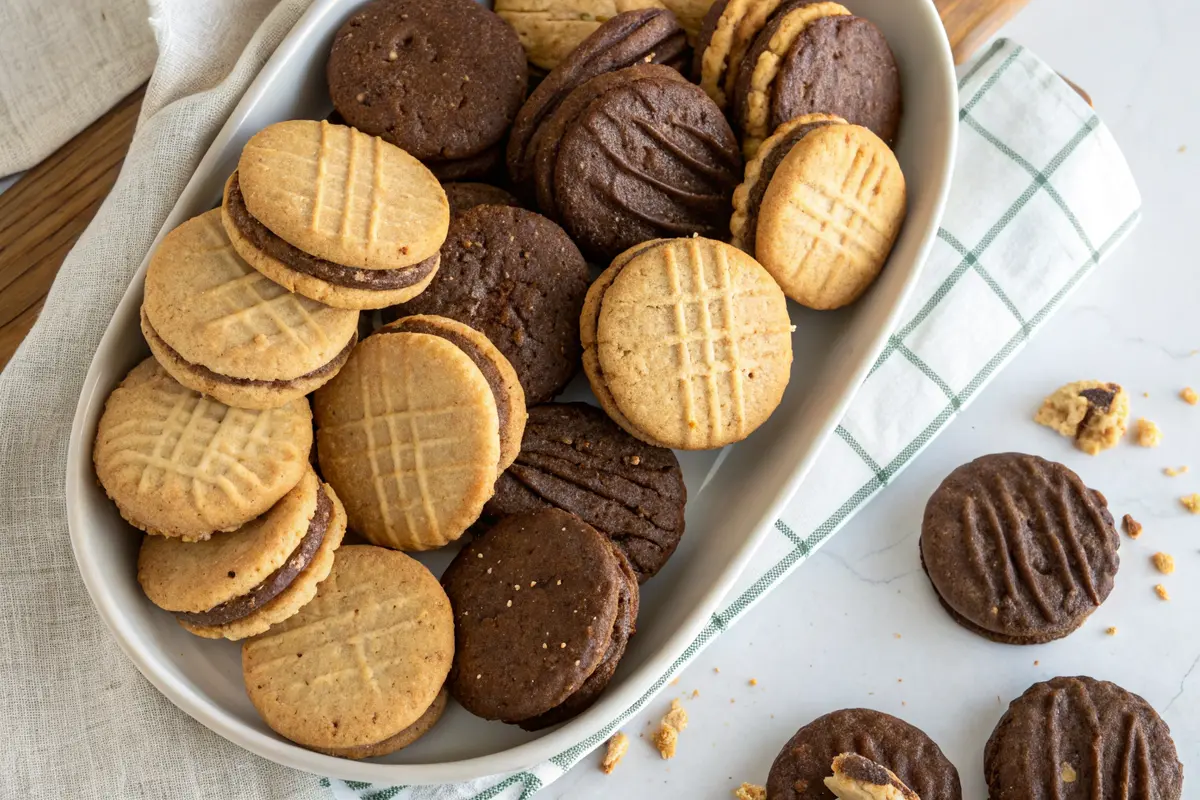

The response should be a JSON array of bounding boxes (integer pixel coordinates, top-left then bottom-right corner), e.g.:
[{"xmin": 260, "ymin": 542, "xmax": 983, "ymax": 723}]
[
  {"xmin": 920, "ymin": 453, "xmax": 1120, "ymax": 645},
  {"xmin": 442, "ymin": 182, "xmax": 522, "ymax": 217},
  {"xmin": 141, "ymin": 209, "xmax": 359, "ymax": 409},
  {"xmin": 766, "ymin": 708, "xmax": 963, "ymax": 800},
  {"xmin": 314, "ymin": 317, "xmax": 524, "ymax": 550},
  {"xmin": 222, "ymin": 120, "xmax": 449, "ymax": 310},
  {"xmin": 551, "ymin": 73, "xmax": 742, "ymax": 261},
  {"xmin": 137, "ymin": 469, "xmax": 347, "ymax": 640},
  {"xmin": 425, "ymin": 143, "xmax": 506, "ymax": 184},
  {"xmin": 985, "ymin": 676, "xmax": 1183, "ymax": 799},
  {"xmin": 507, "ymin": 8, "xmax": 688, "ymax": 194},
  {"xmin": 771, "ymin": 14, "xmax": 901, "ymax": 146},
  {"xmin": 326, "ymin": 0, "xmax": 527, "ymax": 162},
  {"xmin": 388, "ymin": 205, "xmax": 589, "ymax": 404},
  {"xmin": 442, "ymin": 508, "xmax": 638, "ymax": 727},
  {"xmin": 485, "ymin": 402, "xmax": 686, "ymax": 582},
  {"xmin": 243, "ymin": 545, "xmax": 454, "ymax": 756}
]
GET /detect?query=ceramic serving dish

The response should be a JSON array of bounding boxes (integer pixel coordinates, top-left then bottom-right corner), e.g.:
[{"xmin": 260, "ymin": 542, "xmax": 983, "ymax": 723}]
[{"xmin": 65, "ymin": 0, "xmax": 957, "ymax": 785}]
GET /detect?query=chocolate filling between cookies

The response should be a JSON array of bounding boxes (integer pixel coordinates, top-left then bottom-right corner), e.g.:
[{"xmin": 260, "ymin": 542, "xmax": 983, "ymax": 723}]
[
  {"xmin": 175, "ymin": 488, "xmax": 332, "ymax": 627},
  {"xmin": 144, "ymin": 314, "xmax": 357, "ymax": 388},
  {"xmin": 742, "ymin": 119, "xmax": 839, "ymax": 255},
  {"xmin": 226, "ymin": 173, "xmax": 438, "ymax": 290}
]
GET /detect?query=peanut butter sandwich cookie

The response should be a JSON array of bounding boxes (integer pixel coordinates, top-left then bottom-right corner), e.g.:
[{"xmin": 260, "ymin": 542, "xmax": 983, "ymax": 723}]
[
  {"xmin": 313, "ymin": 316, "xmax": 525, "ymax": 550},
  {"xmin": 583, "ymin": 236, "xmax": 792, "ymax": 450},
  {"xmin": 920, "ymin": 453, "xmax": 1120, "ymax": 645},
  {"xmin": 93, "ymin": 358, "xmax": 312, "ymax": 540},
  {"xmin": 141, "ymin": 210, "xmax": 359, "ymax": 409},
  {"xmin": 137, "ymin": 468, "xmax": 346, "ymax": 640},
  {"xmin": 242, "ymin": 545, "xmax": 454, "ymax": 757},
  {"xmin": 442, "ymin": 508, "xmax": 639, "ymax": 730},
  {"xmin": 495, "ymin": 0, "xmax": 673, "ymax": 72},
  {"xmin": 731, "ymin": 116, "xmax": 906, "ymax": 309},
  {"xmin": 222, "ymin": 120, "xmax": 449, "ymax": 310},
  {"xmin": 693, "ymin": 0, "xmax": 793, "ymax": 109}
]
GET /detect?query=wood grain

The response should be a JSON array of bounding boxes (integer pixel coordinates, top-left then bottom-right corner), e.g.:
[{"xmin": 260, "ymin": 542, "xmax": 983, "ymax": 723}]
[{"xmin": 0, "ymin": 0, "xmax": 1032, "ymax": 371}]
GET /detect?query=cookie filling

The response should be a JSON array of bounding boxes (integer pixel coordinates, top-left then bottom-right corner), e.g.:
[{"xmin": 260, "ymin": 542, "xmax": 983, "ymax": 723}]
[
  {"xmin": 226, "ymin": 173, "xmax": 438, "ymax": 290},
  {"xmin": 380, "ymin": 318, "xmax": 513, "ymax": 465},
  {"xmin": 742, "ymin": 118, "xmax": 839, "ymax": 254},
  {"xmin": 143, "ymin": 313, "xmax": 357, "ymax": 389},
  {"xmin": 175, "ymin": 488, "xmax": 332, "ymax": 627}
]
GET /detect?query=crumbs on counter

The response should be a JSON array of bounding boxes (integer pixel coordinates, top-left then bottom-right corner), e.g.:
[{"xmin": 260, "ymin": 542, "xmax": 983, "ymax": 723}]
[
  {"xmin": 1155, "ymin": 584, "xmax": 1171, "ymax": 601},
  {"xmin": 1035, "ymin": 380, "xmax": 1129, "ymax": 455},
  {"xmin": 669, "ymin": 677, "xmax": 680, "ymax": 686},
  {"xmin": 652, "ymin": 723, "xmax": 678, "ymax": 760},
  {"xmin": 734, "ymin": 783, "xmax": 767, "ymax": 800},
  {"xmin": 1182, "ymin": 494, "xmax": 1200, "ymax": 514},
  {"xmin": 748, "ymin": 678, "xmax": 758, "ymax": 687},
  {"xmin": 691, "ymin": 689, "xmax": 700, "ymax": 699},
  {"xmin": 662, "ymin": 699, "xmax": 688, "ymax": 732},
  {"xmin": 601, "ymin": 732, "xmax": 629, "ymax": 774},
  {"xmin": 1153, "ymin": 552, "xmax": 1176, "ymax": 574},
  {"xmin": 1123, "ymin": 514, "xmax": 1143, "ymax": 538},
  {"xmin": 1107, "ymin": 626, "xmax": 1118, "ymax": 636},
  {"xmin": 1136, "ymin": 418, "xmax": 1163, "ymax": 448},
  {"xmin": 893, "ymin": 633, "xmax": 902, "ymax": 639},
  {"xmin": 1165, "ymin": 466, "xmax": 1189, "ymax": 477},
  {"xmin": 1182, "ymin": 387, "xmax": 1199, "ymax": 405}
]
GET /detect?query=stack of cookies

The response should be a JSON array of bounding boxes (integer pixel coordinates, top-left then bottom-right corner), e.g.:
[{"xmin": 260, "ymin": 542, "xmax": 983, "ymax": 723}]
[{"xmin": 93, "ymin": 0, "xmax": 916, "ymax": 760}]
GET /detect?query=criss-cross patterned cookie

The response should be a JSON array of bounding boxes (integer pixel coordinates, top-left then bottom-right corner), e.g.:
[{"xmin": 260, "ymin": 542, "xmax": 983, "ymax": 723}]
[
  {"xmin": 142, "ymin": 209, "xmax": 359, "ymax": 409},
  {"xmin": 242, "ymin": 545, "xmax": 454, "ymax": 756},
  {"xmin": 584, "ymin": 236, "xmax": 792, "ymax": 450},
  {"xmin": 93, "ymin": 358, "xmax": 313, "ymax": 540}
]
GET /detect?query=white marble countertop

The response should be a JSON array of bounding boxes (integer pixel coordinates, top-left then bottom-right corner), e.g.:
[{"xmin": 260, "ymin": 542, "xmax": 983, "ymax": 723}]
[{"xmin": 550, "ymin": 0, "xmax": 1200, "ymax": 795}]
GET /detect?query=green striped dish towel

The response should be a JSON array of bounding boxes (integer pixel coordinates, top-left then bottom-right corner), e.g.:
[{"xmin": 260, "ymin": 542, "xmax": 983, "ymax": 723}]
[{"xmin": 327, "ymin": 38, "xmax": 1141, "ymax": 800}]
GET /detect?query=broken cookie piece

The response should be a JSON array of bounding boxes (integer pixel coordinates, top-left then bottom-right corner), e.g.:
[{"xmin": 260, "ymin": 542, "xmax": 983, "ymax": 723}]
[
  {"xmin": 601, "ymin": 732, "xmax": 629, "ymax": 774},
  {"xmin": 734, "ymin": 783, "xmax": 767, "ymax": 800},
  {"xmin": 1136, "ymin": 418, "xmax": 1163, "ymax": 447},
  {"xmin": 824, "ymin": 753, "xmax": 919, "ymax": 800},
  {"xmin": 1034, "ymin": 380, "xmax": 1129, "ymax": 455}
]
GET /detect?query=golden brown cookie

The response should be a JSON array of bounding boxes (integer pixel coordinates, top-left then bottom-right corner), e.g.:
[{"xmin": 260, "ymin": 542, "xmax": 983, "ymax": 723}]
[
  {"xmin": 242, "ymin": 545, "xmax": 454, "ymax": 753},
  {"xmin": 660, "ymin": 0, "xmax": 714, "ymax": 41},
  {"xmin": 495, "ymin": 0, "xmax": 668, "ymax": 72},
  {"xmin": 314, "ymin": 687, "xmax": 448, "ymax": 759},
  {"xmin": 93, "ymin": 358, "xmax": 313, "ymax": 540},
  {"xmin": 696, "ymin": 0, "xmax": 789, "ymax": 109},
  {"xmin": 751, "ymin": 121, "xmax": 906, "ymax": 309},
  {"xmin": 313, "ymin": 329, "xmax": 501, "ymax": 550},
  {"xmin": 141, "ymin": 210, "xmax": 359, "ymax": 409},
  {"xmin": 586, "ymin": 237, "xmax": 793, "ymax": 449},
  {"xmin": 1034, "ymin": 380, "xmax": 1129, "ymax": 455}
]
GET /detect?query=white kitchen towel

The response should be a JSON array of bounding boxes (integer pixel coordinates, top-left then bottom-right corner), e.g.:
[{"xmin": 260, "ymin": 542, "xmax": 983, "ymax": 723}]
[{"xmin": 0, "ymin": 3, "xmax": 1139, "ymax": 799}]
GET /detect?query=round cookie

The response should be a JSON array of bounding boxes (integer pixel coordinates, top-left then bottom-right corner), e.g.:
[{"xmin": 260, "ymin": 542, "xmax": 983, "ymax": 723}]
[
  {"xmin": 920, "ymin": 453, "xmax": 1120, "ymax": 645},
  {"xmin": 242, "ymin": 545, "xmax": 454, "ymax": 753},
  {"xmin": 93, "ymin": 358, "xmax": 313, "ymax": 540},
  {"xmin": 771, "ymin": 14, "xmax": 902, "ymax": 146},
  {"xmin": 766, "ymin": 708, "xmax": 963, "ymax": 800},
  {"xmin": 495, "ymin": 0, "xmax": 671, "ymax": 72},
  {"xmin": 315, "ymin": 687, "xmax": 448, "ymax": 759},
  {"xmin": 442, "ymin": 508, "xmax": 635, "ymax": 725},
  {"xmin": 388, "ymin": 205, "xmax": 589, "ymax": 404},
  {"xmin": 754, "ymin": 121, "xmax": 906, "ymax": 309},
  {"xmin": 326, "ymin": 0, "xmax": 527, "ymax": 161},
  {"xmin": 442, "ymin": 183, "xmax": 522, "ymax": 217},
  {"xmin": 141, "ymin": 210, "xmax": 359, "ymax": 409},
  {"xmin": 313, "ymin": 329, "xmax": 501, "ymax": 551},
  {"xmin": 507, "ymin": 8, "xmax": 688, "ymax": 193},
  {"xmin": 485, "ymin": 402, "xmax": 686, "ymax": 582},
  {"xmin": 553, "ymin": 76, "xmax": 743, "ymax": 261},
  {"xmin": 381, "ymin": 314, "xmax": 527, "ymax": 471},
  {"xmin": 985, "ymin": 676, "xmax": 1183, "ymax": 800},
  {"xmin": 589, "ymin": 237, "xmax": 793, "ymax": 450},
  {"xmin": 695, "ymin": 0, "xmax": 794, "ymax": 109}
]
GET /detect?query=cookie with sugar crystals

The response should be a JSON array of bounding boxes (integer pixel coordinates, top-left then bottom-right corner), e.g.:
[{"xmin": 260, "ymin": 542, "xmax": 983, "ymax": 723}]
[
  {"xmin": 242, "ymin": 545, "xmax": 453, "ymax": 756},
  {"xmin": 222, "ymin": 120, "xmax": 448, "ymax": 309},
  {"xmin": 138, "ymin": 468, "xmax": 347, "ymax": 640},
  {"xmin": 141, "ymin": 209, "xmax": 359, "ymax": 409},
  {"xmin": 585, "ymin": 236, "xmax": 792, "ymax": 450},
  {"xmin": 93, "ymin": 358, "xmax": 312, "ymax": 540}
]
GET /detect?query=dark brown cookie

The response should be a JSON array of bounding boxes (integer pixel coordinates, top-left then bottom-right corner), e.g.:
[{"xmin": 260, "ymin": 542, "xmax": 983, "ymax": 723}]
[
  {"xmin": 442, "ymin": 508, "xmax": 631, "ymax": 724},
  {"xmin": 531, "ymin": 64, "xmax": 688, "ymax": 220},
  {"xmin": 327, "ymin": 0, "xmax": 527, "ymax": 161},
  {"xmin": 691, "ymin": 0, "xmax": 732, "ymax": 82},
  {"xmin": 920, "ymin": 453, "xmax": 1120, "ymax": 645},
  {"xmin": 553, "ymin": 77, "xmax": 742, "ymax": 261},
  {"xmin": 387, "ymin": 205, "xmax": 589, "ymax": 405},
  {"xmin": 425, "ymin": 143, "xmax": 505, "ymax": 183},
  {"xmin": 985, "ymin": 676, "xmax": 1183, "ymax": 800},
  {"xmin": 506, "ymin": 9, "xmax": 688, "ymax": 194},
  {"xmin": 442, "ymin": 183, "xmax": 521, "ymax": 217},
  {"xmin": 484, "ymin": 402, "xmax": 686, "ymax": 582},
  {"xmin": 772, "ymin": 15, "xmax": 901, "ymax": 145},
  {"xmin": 766, "ymin": 708, "xmax": 962, "ymax": 800}
]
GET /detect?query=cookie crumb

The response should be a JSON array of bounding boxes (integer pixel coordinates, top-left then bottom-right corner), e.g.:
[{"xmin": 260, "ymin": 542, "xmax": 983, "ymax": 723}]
[
  {"xmin": 1155, "ymin": 584, "xmax": 1171, "ymax": 601},
  {"xmin": 1182, "ymin": 494, "xmax": 1200, "ymax": 514},
  {"xmin": 1106, "ymin": 626, "xmax": 1118, "ymax": 636},
  {"xmin": 1165, "ymin": 466, "xmax": 1189, "ymax": 477},
  {"xmin": 1181, "ymin": 145, "xmax": 1189, "ymax": 153},
  {"xmin": 1123, "ymin": 513, "xmax": 1143, "ymax": 538},
  {"xmin": 749, "ymin": 678, "xmax": 758, "ymax": 687},
  {"xmin": 601, "ymin": 732, "xmax": 628, "ymax": 774},
  {"xmin": 669, "ymin": 677, "xmax": 680, "ymax": 686},
  {"xmin": 652, "ymin": 723, "xmax": 678, "ymax": 759},
  {"xmin": 1153, "ymin": 552, "xmax": 1176, "ymax": 574},
  {"xmin": 713, "ymin": 667, "xmax": 720, "ymax": 673},
  {"xmin": 893, "ymin": 633, "xmax": 902, "ymax": 639},
  {"xmin": 1182, "ymin": 388, "xmax": 1199, "ymax": 405},
  {"xmin": 1035, "ymin": 380, "xmax": 1129, "ymax": 454},
  {"xmin": 734, "ymin": 783, "xmax": 766, "ymax": 800},
  {"xmin": 691, "ymin": 689, "xmax": 700, "ymax": 698},
  {"xmin": 1136, "ymin": 418, "xmax": 1163, "ymax": 447},
  {"xmin": 1034, "ymin": 660, "xmax": 1040, "ymax": 666},
  {"xmin": 1061, "ymin": 762, "xmax": 1078, "ymax": 783},
  {"xmin": 662, "ymin": 699, "xmax": 688, "ymax": 732}
]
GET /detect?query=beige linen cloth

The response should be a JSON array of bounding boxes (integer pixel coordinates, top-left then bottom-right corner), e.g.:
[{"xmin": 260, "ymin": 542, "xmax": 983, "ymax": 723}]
[{"xmin": 0, "ymin": 1, "xmax": 331, "ymax": 797}]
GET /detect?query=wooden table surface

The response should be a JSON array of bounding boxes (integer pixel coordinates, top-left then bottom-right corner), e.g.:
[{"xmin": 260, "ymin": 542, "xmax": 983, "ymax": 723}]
[{"xmin": 0, "ymin": 0, "xmax": 1030, "ymax": 370}]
